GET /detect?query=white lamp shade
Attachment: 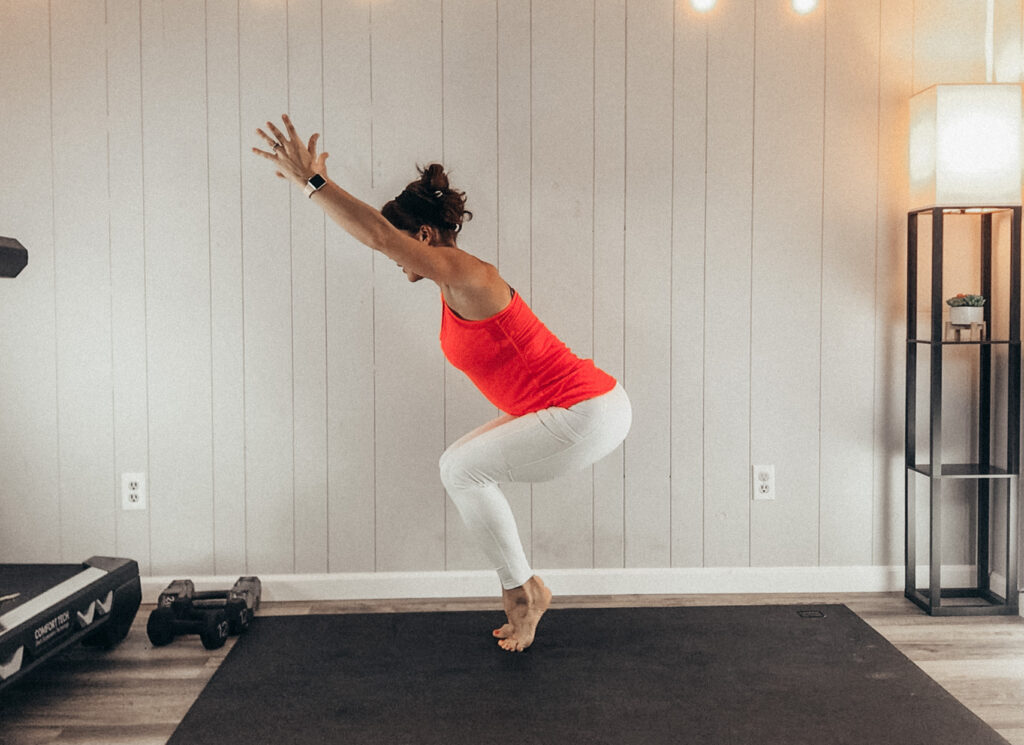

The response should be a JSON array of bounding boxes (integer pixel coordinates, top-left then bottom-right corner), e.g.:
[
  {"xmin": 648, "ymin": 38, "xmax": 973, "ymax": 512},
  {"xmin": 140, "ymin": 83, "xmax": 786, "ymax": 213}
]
[{"xmin": 909, "ymin": 83, "xmax": 1023, "ymax": 208}]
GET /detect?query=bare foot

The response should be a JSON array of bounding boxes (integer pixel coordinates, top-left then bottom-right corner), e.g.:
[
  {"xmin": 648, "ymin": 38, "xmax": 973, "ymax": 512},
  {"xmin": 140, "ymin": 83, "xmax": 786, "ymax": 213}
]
[{"xmin": 492, "ymin": 576, "xmax": 552, "ymax": 652}]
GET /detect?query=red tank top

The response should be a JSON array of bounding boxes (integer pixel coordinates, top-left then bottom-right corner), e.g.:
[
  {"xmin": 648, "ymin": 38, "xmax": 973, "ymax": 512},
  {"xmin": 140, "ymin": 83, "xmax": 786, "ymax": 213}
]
[{"xmin": 440, "ymin": 290, "xmax": 617, "ymax": 416}]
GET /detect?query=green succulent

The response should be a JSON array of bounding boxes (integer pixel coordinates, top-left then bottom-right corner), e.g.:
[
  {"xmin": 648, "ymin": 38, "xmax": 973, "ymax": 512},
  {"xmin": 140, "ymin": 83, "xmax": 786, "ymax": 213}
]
[{"xmin": 946, "ymin": 293, "xmax": 986, "ymax": 307}]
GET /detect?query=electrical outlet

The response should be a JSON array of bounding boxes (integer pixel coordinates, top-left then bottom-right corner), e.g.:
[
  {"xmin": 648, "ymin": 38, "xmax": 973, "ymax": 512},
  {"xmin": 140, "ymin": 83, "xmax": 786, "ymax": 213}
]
[
  {"xmin": 121, "ymin": 472, "xmax": 147, "ymax": 511},
  {"xmin": 752, "ymin": 465, "xmax": 775, "ymax": 501}
]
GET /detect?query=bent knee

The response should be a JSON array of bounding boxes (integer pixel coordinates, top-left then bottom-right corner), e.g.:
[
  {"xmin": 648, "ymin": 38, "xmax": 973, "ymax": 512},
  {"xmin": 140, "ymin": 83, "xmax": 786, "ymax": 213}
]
[
  {"xmin": 438, "ymin": 444, "xmax": 469, "ymax": 490},
  {"xmin": 439, "ymin": 444, "xmax": 496, "ymax": 492},
  {"xmin": 438, "ymin": 446, "xmax": 457, "ymax": 488}
]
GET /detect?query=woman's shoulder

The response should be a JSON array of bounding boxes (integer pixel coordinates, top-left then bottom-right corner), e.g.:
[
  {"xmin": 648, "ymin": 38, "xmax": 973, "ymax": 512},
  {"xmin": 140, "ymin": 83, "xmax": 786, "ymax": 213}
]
[
  {"xmin": 441, "ymin": 255, "xmax": 512, "ymax": 321},
  {"xmin": 445, "ymin": 250, "xmax": 502, "ymax": 291}
]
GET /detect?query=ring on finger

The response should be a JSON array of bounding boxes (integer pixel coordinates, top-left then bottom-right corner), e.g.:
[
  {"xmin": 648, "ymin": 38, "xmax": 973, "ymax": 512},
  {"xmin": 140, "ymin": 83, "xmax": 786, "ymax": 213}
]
[{"xmin": 272, "ymin": 142, "xmax": 283, "ymax": 150}]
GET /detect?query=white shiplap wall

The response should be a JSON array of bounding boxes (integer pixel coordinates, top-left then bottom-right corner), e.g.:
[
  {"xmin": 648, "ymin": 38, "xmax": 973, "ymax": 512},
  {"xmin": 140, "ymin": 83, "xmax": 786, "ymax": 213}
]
[{"xmin": 0, "ymin": 0, "xmax": 1004, "ymax": 583}]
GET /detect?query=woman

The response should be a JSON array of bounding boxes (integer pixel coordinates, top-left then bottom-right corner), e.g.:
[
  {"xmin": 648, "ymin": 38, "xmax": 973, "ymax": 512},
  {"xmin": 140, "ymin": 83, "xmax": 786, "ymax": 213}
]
[{"xmin": 254, "ymin": 115, "xmax": 632, "ymax": 652}]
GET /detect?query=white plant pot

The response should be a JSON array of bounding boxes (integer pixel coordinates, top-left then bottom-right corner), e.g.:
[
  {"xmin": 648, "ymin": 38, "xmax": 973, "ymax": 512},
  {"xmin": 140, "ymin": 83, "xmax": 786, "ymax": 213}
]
[{"xmin": 949, "ymin": 305, "xmax": 984, "ymax": 325}]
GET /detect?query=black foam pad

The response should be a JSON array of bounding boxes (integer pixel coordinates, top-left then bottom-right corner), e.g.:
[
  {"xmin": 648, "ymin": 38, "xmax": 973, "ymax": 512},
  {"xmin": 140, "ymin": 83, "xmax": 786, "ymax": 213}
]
[{"xmin": 0, "ymin": 237, "xmax": 28, "ymax": 278}]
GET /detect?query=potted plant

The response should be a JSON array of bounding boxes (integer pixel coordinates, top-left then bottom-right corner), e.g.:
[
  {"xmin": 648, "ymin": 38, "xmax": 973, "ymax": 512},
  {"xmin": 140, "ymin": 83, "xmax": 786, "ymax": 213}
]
[{"xmin": 946, "ymin": 293, "xmax": 986, "ymax": 325}]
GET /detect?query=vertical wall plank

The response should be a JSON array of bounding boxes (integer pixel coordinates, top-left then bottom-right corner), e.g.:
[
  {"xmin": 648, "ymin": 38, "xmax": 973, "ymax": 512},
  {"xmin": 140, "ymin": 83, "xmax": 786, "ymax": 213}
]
[
  {"xmin": 107, "ymin": 0, "xmax": 151, "ymax": 570},
  {"xmin": 370, "ymin": 0, "xmax": 446, "ymax": 573},
  {"xmin": 703, "ymin": 0, "xmax": 755, "ymax": 567},
  {"xmin": 874, "ymin": 0, "xmax": 913, "ymax": 567},
  {"xmin": 51, "ymin": 0, "xmax": 116, "ymax": 561},
  {"xmin": 907, "ymin": 1, "xmax": 992, "ymax": 568},
  {"xmin": 593, "ymin": 0, "xmax": 627, "ymax": 568},
  {"xmin": 529, "ymin": 2, "xmax": 595, "ymax": 357},
  {"xmin": 994, "ymin": 0, "xmax": 1021, "ymax": 82},
  {"xmin": 905, "ymin": 212, "xmax": 979, "ymax": 567},
  {"xmin": 323, "ymin": 0, "xmax": 375, "ymax": 572},
  {"xmin": 494, "ymin": 0, "xmax": 535, "ymax": 571},
  {"xmin": 530, "ymin": 0, "xmax": 596, "ymax": 571},
  {"xmin": 441, "ymin": 0, "xmax": 503, "ymax": 573},
  {"xmin": 988, "ymin": 210, "xmax": 1015, "ymax": 576},
  {"xmin": 0, "ymin": 0, "xmax": 60, "ymax": 561},
  {"xmin": 496, "ymin": 0, "xmax": 533, "ymax": 297},
  {"xmin": 624, "ymin": 0, "xmax": 674, "ymax": 567},
  {"xmin": 913, "ymin": 0, "xmax": 987, "ymax": 89},
  {"xmin": 912, "ymin": 2, "xmax": 990, "ymax": 551},
  {"xmin": 239, "ymin": 0, "xmax": 293, "ymax": 573},
  {"xmin": 287, "ymin": 0, "xmax": 329, "ymax": 574},
  {"xmin": 207, "ymin": 0, "xmax": 247, "ymax": 575},
  {"xmin": 748, "ymin": 0, "xmax": 825, "ymax": 567},
  {"xmin": 820, "ymin": 0, "xmax": 880, "ymax": 567},
  {"xmin": 142, "ymin": 0, "xmax": 215, "ymax": 574},
  {"xmin": 671, "ymin": 2, "xmax": 709, "ymax": 568}
]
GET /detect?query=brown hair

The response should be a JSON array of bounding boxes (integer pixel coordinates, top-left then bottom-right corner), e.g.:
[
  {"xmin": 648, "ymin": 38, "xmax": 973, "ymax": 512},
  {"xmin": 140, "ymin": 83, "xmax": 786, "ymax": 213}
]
[{"xmin": 381, "ymin": 163, "xmax": 472, "ymax": 245}]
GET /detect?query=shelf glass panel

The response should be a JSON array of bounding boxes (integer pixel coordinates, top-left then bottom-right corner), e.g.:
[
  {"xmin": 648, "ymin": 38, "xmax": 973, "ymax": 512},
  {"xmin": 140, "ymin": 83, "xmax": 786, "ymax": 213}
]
[
  {"xmin": 909, "ymin": 206, "xmax": 1021, "ymax": 216},
  {"xmin": 908, "ymin": 339, "xmax": 1014, "ymax": 346},
  {"xmin": 908, "ymin": 463, "xmax": 1013, "ymax": 478}
]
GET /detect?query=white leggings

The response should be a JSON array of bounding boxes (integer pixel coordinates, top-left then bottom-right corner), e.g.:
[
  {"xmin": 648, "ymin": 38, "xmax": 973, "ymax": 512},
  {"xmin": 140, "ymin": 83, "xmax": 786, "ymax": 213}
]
[{"xmin": 439, "ymin": 383, "xmax": 632, "ymax": 590}]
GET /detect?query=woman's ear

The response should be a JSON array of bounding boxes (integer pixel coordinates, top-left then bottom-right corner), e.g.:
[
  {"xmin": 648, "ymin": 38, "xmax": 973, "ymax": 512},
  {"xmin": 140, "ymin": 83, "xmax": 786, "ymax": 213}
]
[{"xmin": 417, "ymin": 226, "xmax": 433, "ymax": 243}]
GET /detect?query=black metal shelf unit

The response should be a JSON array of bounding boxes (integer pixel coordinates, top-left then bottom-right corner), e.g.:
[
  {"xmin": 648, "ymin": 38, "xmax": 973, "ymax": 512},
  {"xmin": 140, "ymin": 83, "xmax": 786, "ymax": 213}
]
[{"xmin": 905, "ymin": 205, "xmax": 1021, "ymax": 616}]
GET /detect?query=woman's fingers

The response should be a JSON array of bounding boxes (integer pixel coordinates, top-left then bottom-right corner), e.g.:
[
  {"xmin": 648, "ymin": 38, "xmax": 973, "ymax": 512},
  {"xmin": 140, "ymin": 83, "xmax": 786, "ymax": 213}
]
[
  {"xmin": 256, "ymin": 127, "xmax": 278, "ymax": 148},
  {"xmin": 251, "ymin": 146, "xmax": 278, "ymax": 161},
  {"xmin": 264, "ymin": 120, "xmax": 287, "ymax": 147},
  {"xmin": 260, "ymin": 115, "xmax": 320, "ymax": 156},
  {"xmin": 282, "ymin": 113, "xmax": 299, "ymax": 141}
]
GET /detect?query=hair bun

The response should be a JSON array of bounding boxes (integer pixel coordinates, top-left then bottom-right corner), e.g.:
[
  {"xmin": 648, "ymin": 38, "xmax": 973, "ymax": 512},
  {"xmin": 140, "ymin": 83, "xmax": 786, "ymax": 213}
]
[
  {"xmin": 419, "ymin": 163, "xmax": 449, "ymax": 194},
  {"xmin": 381, "ymin": 162, "xmax": 473, "ymax": 240}
]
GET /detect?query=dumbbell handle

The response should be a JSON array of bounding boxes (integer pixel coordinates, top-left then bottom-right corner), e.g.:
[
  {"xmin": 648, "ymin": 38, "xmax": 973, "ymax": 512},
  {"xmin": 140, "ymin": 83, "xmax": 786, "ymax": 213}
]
[{"xmin": 192, "ymin": 590, "xmax": 230, "ymax": 601}]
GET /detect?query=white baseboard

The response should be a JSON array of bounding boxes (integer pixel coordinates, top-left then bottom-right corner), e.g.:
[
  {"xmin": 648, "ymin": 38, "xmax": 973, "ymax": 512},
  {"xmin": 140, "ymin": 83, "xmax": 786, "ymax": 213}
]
[{"xmin": 140, "ymin": 564, "xmax": 979, "ymax": 605}]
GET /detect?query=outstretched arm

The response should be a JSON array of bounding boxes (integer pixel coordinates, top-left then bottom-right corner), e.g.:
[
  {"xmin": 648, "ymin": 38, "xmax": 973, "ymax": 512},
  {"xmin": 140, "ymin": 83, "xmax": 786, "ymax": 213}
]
[{"xmin": 252, "ymin": 114, "xmax": 479, "ymax": 286}]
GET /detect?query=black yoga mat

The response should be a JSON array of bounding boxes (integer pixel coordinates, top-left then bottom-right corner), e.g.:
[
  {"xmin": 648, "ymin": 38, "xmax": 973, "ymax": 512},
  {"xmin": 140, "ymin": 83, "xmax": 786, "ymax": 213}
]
[{"xmin": 169, "ymin": 604, "xmax": 1009, "ymax": 745}]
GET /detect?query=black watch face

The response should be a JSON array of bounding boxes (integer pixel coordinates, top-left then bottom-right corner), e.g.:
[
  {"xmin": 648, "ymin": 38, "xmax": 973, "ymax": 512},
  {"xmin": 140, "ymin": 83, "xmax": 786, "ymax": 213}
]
[{"xmin": 309, "ymin": 174, "xmax": 326, "ymax": 188}]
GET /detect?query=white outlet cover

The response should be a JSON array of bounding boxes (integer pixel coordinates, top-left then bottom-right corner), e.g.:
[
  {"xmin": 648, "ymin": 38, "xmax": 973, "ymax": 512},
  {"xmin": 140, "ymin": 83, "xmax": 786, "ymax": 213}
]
[
  {"xmin": 121, "ymin": 472, "xmax": 147, "ymax": 510},
  {"xmin": 752, "ymin": 465, "xmax": 775, "ymax": 501}
]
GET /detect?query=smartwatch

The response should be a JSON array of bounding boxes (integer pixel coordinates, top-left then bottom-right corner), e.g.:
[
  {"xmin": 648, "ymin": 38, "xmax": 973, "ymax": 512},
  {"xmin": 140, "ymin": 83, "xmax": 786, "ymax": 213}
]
[{"xmin": 304, "ymin": 173, "xmax": 327, "ymax": 198}]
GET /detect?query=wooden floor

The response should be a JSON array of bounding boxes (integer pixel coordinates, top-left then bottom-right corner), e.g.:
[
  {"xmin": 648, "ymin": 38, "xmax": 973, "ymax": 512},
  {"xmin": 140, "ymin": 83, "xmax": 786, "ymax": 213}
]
[{"xmin": 0, "ymin": 592, "xmax": 1022, "ymax": 744}]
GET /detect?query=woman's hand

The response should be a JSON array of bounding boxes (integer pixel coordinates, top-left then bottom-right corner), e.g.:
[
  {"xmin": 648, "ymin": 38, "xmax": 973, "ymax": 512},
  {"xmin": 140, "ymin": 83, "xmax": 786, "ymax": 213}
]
[{"xmin": 252, "ymin": 114, "xmax": 328, "ymax": 187}]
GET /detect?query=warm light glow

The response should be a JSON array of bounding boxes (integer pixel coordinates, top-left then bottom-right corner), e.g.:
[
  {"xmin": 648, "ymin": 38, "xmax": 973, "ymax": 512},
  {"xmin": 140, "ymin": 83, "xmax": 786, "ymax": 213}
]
[
  {"xmin": 690, "ymin": 0, "xmax": 716, "ymax": 11},
  {"xmin": 792, "ymin": 0, "xmax": 818, "ymax": 13},
  {"xmin": 909, "ymin": 84, "xmax": 1023, "ymax": 208}
]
